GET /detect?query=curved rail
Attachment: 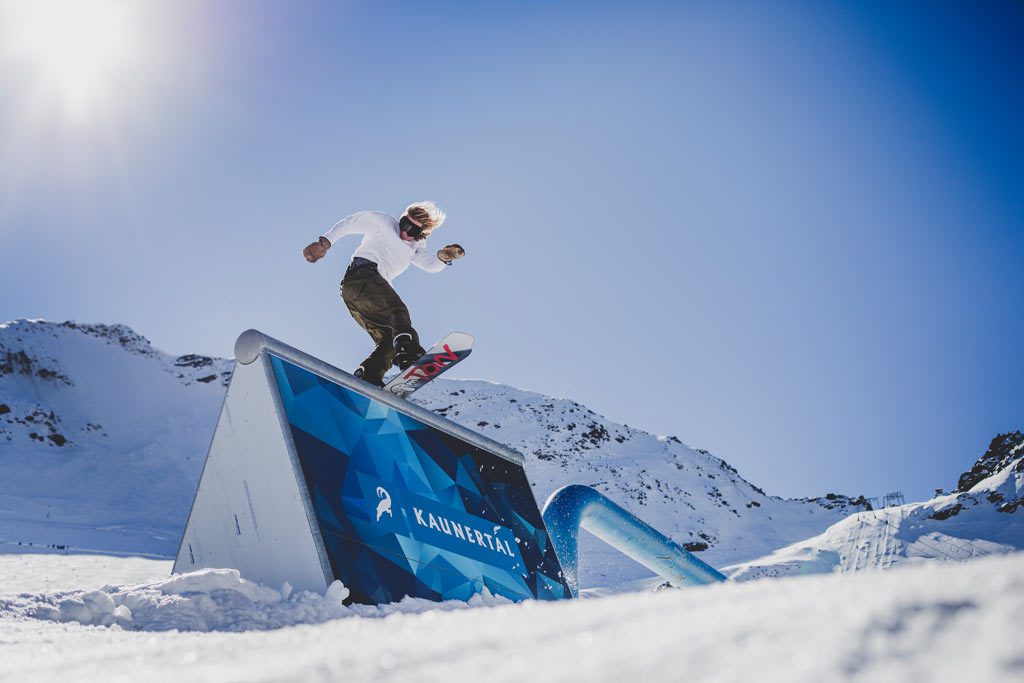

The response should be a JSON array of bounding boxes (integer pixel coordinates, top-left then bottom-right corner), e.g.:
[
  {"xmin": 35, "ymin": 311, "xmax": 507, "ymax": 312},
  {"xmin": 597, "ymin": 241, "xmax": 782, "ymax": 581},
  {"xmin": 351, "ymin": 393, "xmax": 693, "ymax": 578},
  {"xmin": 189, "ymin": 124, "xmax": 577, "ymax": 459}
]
[{"xmin": 542, "ymin": 484, "xmax": 727, "ymax": 596}]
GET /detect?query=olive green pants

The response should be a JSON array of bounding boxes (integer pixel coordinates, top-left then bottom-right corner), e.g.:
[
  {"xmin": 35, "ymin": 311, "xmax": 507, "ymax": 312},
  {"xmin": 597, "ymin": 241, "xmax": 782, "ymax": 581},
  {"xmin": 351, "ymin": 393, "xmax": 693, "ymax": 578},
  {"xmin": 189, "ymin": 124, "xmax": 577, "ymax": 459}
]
[{"xmin": 340, "ymin": 266, "xmax": 420, "ymax": 385}]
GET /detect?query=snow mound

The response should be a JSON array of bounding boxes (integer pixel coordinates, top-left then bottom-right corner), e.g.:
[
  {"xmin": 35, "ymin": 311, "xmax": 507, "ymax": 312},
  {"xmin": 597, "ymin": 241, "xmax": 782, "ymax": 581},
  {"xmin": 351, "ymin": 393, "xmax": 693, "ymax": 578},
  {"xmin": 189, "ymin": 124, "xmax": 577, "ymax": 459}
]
[{"xmin": 1, "ymin": 568, "xmax": 512, "ymax": 632}]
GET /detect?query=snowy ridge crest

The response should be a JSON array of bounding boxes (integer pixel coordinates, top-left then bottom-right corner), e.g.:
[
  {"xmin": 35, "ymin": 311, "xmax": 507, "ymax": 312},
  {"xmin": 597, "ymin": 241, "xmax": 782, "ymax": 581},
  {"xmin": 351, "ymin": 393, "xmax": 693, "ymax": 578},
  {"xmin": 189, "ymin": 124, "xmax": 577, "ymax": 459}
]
[{"xmin": 0, "ymin": 318, "xmax": 232, "ymax": 448}]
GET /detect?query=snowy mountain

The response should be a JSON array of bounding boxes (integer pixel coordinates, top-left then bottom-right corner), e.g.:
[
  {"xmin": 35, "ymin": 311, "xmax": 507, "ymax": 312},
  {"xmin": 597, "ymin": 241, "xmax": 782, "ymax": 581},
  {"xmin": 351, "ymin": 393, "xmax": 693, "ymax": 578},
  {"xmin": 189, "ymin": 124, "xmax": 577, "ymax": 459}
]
[
  {"xmin": 726, "ymin": 432, "xmax": 1024, "ymax": 579},
  {"xmin": 0, "ymin": 320, "xmax": 230, "ymax": 556},
  {"xmin": 0, "ymin": 319, "xmax": 868, "ymax": 573},
  {"xmin": 1, "ymin": 318, "xmax": 1019, "ymax": 587}
]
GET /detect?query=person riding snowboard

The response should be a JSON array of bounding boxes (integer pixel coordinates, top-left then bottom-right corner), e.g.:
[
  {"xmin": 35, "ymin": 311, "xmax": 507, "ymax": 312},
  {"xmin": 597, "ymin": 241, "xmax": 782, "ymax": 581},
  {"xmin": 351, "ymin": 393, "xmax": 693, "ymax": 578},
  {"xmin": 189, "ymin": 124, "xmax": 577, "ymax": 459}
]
[{"xmin": 302, "ymin": 202, "xmax": 465, "ymax": 387}]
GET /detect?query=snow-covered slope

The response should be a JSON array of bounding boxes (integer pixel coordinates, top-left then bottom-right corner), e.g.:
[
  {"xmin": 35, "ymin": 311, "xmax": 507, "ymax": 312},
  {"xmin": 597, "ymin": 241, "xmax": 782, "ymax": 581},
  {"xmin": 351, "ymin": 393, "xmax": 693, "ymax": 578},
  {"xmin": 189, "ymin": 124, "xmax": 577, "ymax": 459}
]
[
  {"xmin": 0, "ymin": 320, "xmax": 230, "ymax": 555},
  {"xmin": 0, "ymin": 319, "xmax": 871, "ymax": 578},
  {"xmin": 726, "ymin": 433, "xmax": 1024, "ymax": 579},
  {"xmin": 0, "ymin": 551, "xmax": 1021, "ymax": 682}
]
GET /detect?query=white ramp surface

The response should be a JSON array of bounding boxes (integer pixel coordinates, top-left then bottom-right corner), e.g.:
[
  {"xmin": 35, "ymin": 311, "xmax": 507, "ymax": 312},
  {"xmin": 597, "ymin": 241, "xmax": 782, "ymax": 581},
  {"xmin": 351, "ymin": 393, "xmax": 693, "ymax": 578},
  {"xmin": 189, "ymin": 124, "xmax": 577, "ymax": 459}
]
[{"xmin": 173, "ymin": 355, "xmax": 330, "ymax": 593}]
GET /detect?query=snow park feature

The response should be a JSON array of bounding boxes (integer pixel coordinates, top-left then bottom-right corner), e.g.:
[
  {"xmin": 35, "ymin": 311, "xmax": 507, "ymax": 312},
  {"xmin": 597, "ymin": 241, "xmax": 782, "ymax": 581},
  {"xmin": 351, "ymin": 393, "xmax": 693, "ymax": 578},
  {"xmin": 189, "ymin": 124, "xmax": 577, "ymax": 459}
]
[
  {"xmin": 175, "ymin": 329, "xmax": 724, "ymax": 605},
  {"xmin": 543, "ymin": 484, "xmax": 726, "ymax": 595}
]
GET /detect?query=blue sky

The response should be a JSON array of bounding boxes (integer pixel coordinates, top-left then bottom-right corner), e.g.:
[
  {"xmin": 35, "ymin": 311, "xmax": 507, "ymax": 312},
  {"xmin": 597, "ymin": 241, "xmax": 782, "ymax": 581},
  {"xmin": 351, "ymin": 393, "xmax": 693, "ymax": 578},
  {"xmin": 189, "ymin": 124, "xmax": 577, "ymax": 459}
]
[{"xmin": 1, "ymin": 1, "xmax": 1021, "ymax": 502}]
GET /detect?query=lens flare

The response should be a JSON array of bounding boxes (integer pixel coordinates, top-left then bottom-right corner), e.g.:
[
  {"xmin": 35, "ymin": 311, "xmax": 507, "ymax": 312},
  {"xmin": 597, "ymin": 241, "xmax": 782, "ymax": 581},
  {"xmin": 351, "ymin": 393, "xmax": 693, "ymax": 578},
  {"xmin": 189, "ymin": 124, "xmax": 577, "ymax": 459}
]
[{"xmin": 2, "ymin": 0, "xmax": 145, "ymax": 118}]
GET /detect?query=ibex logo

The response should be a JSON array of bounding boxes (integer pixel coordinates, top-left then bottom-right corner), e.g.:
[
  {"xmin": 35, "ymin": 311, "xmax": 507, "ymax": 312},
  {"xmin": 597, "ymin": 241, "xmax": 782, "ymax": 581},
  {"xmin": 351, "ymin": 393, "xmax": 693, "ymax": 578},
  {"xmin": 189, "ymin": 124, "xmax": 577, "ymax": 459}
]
[{"xmin": 375, "ymin": 487, "xmax": 393, "ymax": 522}]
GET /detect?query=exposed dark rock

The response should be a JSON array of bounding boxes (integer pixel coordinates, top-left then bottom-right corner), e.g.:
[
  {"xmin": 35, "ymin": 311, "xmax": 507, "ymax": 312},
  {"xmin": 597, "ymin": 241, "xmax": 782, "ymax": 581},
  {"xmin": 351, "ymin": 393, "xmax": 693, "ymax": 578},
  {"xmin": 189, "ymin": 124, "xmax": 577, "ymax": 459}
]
[
  {"xmin": 0, "ymin": 404, "xmax": 9, "ymax": 415},
  {"xmin": 196, "ymin": 375, "xmax": 218, "ymax": 384},
  {"xmin": 799, "ymin": 493, "xmax": 873, "ymax": 512},
  {"xmin": 175, "ymin": 354, "xmax": 214, "ymax": 369},
  {"xmin": 956, "ymin": 432, "xmax": 1024, "ymax": 493},
  {"xmin": 850, "ymin": 495, "xmax": 873, "ymax": 510},
  {"xmin": 36, "ymin": 368, "xmax": 71, "ymax": 384},
  {"xmin": 998, "ymin": 499, "xmax": 1022, "ymax": 514},
  {"xmin": 683, "ymin": 541, "xmax": 709, "ymax": 552},
  {"xmin": 930, "ymin": 504, "xmax": 963, "ymax": 521},
  {"xmin": 47, "ymin": 434, "xmax": 67, "ymax": 446},
  {"xmin": 0, "ymin": 350, "xmax": 71, "ymax": 385},
  {"xmin": 580, "ymin": 423, "xmax": 610, "ymax": 447}
]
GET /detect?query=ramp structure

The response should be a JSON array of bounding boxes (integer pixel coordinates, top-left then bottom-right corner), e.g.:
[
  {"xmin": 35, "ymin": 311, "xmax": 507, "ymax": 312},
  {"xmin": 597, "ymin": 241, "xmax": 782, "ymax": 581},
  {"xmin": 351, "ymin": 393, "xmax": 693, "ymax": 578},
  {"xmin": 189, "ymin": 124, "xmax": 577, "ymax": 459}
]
[{"xmin": 174, "ymin": 330, "xmax": 571, "ymax": 604}]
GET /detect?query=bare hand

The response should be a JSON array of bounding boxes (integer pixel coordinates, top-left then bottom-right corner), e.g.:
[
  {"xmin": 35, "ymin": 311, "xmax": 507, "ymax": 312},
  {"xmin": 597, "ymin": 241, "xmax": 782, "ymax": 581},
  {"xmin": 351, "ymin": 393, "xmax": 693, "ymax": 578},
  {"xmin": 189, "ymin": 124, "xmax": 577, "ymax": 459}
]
[
  {"xmin": 303, "ymin": 237, "xmax": 330, "ymax": 263},
  {"xmin": 438, "ymin": 244, "xmax": 465, "ymax": 263}
]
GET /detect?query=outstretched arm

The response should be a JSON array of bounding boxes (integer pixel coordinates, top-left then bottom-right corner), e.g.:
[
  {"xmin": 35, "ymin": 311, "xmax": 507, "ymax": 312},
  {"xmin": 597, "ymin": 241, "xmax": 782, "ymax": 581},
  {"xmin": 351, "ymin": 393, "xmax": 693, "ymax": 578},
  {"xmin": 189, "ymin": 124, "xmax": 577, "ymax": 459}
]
[{"xmin": 302, "ymin": 211, "xmax": 375, "ymax": 264}]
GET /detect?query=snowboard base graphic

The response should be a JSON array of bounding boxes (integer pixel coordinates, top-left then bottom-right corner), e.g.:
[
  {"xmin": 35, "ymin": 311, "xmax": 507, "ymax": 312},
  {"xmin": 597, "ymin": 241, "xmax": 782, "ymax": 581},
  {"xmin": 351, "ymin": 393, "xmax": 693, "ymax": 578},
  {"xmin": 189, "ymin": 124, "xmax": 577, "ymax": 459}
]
[{"xmin": 384, "ymin": 331, "xmax": 473, "ymax": 398}]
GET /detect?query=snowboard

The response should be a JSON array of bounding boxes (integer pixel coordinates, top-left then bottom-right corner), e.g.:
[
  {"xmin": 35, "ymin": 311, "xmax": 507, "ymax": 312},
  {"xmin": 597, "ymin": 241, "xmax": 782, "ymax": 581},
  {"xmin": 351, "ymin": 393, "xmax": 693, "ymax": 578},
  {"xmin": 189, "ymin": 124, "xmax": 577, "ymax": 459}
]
[{"xmin": 384, "ymin": 331, "xmax": 474, "ymax": 398}]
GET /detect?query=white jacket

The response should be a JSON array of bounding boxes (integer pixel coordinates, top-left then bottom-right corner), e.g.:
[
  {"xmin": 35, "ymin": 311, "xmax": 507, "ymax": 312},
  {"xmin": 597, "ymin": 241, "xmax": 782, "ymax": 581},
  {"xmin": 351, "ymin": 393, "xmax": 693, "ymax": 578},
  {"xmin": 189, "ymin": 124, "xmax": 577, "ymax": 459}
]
[{"xmin": 321, "ymin": 211, "xmax": 446, "ymax": 283}]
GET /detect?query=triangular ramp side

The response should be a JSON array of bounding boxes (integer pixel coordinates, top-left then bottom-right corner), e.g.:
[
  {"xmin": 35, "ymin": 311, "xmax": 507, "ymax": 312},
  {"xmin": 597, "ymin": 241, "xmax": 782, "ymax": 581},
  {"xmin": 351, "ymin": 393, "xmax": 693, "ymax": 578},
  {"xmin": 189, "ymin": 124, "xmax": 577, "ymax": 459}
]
[{"xmin": 174, "ymin": 330, "xmax": 573, "ymax": 605}]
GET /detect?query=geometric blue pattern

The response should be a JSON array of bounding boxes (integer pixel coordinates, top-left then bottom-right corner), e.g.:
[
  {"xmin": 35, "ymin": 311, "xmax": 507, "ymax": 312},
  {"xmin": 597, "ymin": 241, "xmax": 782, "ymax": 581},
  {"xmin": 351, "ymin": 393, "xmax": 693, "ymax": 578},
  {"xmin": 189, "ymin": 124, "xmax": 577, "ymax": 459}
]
[{"xmin": 270, "ymin": 354, "xmax": 570, "ymax": 605}]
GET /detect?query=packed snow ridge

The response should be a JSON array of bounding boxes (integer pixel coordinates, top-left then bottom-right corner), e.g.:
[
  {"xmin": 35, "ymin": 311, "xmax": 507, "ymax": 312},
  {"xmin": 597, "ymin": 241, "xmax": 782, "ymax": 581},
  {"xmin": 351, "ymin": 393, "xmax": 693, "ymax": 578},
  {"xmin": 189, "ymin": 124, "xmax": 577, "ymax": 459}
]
[{"xmin": 0, "ymin": 566, "xmax": 512, "ymax": 632}]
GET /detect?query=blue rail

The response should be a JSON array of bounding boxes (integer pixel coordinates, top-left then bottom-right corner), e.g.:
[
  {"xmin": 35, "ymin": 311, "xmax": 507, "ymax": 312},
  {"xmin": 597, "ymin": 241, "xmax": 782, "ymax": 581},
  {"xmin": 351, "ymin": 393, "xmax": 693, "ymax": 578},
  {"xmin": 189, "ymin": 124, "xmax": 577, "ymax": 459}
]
[{"xmin": 542, "ymin": 484, "xmax": 727, "ymax": 596}]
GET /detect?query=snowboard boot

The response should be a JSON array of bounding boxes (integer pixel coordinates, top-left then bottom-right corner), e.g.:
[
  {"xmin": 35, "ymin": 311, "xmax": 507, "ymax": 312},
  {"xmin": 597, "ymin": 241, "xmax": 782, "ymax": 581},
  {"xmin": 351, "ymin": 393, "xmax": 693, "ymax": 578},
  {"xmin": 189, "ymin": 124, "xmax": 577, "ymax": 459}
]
[
  {"xmin": 353, "ymin": 365, "xmax": 384, "ymax": 388},
  {"xmin": 393, "ymin": 333, "xmax": 425, "ymax": 371}
]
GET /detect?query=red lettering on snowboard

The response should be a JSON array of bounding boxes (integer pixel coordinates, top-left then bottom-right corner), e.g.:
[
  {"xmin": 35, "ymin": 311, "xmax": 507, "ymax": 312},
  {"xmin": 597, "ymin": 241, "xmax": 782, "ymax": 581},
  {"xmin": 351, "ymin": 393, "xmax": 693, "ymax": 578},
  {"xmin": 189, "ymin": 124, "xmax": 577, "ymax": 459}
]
[{"xmin": 402, "ymin": 344, "xmax": 460, "ymax": 380}]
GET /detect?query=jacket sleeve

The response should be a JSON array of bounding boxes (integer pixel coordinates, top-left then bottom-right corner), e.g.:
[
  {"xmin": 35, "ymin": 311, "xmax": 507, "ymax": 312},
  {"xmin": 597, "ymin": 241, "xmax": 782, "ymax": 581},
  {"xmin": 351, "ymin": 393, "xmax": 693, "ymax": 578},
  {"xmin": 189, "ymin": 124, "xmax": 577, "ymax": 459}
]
[
  {"xmin": 321, "ymin": 211, "xmax": 374, "ymax": 245},
  {"xmin": 412, "ymin": 243, "xmax": 447, "ymax": 273}
]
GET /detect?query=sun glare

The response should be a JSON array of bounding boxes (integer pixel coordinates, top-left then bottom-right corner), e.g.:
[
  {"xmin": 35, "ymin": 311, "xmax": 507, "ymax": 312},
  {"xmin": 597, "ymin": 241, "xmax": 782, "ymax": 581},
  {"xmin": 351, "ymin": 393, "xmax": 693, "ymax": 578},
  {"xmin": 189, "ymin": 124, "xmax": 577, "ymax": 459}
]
[{"xmin": 2, "ymin": 0, "xmax": 146, "ymax": 119}]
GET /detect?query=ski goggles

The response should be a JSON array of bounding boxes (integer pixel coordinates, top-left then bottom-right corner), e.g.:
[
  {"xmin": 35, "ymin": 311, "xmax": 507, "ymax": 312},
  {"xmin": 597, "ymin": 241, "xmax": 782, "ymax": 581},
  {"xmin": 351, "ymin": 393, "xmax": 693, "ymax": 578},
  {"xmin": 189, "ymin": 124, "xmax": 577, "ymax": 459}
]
[{"xmin": 399, "ymin": 215, "xmax": 426, "ymax": 240}]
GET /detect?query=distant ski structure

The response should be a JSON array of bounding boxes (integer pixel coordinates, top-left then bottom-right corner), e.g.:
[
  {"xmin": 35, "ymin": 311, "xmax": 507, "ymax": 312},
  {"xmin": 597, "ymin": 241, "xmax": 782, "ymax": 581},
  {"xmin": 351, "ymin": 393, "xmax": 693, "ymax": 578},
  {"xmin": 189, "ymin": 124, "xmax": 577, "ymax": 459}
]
[{"xmin": 385, "ymin": 331, "xmax": 473, "ymax": 398}]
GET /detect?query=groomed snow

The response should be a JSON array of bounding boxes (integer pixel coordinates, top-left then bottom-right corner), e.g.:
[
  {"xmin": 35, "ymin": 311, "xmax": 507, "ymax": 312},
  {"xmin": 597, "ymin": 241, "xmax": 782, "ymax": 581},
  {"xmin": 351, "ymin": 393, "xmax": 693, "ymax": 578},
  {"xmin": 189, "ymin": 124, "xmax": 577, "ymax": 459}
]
[
  {"xmin": 0, "ymin": 546, "xmax": 171, "ymax": 594},
  {"xmin": 1, "ymin": 551, "xmax": 1021, "ymax": 682}
]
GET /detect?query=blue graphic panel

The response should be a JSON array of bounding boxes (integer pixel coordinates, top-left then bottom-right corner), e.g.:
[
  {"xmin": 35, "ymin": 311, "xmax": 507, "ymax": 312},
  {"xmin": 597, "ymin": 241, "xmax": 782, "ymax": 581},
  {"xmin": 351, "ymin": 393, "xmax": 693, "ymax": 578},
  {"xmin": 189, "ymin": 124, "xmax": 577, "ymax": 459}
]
[{"xmin": 270, "ymin": 355, "xmax": 570, "ymax": 605}]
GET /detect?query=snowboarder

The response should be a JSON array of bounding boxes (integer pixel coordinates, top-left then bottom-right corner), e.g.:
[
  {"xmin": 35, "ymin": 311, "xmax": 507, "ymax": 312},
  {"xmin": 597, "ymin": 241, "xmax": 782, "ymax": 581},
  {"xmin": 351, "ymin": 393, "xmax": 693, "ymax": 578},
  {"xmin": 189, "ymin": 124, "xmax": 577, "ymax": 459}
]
[{"xmin": 302, "ymin": 202, "xmax": 465, "ymax": 387}]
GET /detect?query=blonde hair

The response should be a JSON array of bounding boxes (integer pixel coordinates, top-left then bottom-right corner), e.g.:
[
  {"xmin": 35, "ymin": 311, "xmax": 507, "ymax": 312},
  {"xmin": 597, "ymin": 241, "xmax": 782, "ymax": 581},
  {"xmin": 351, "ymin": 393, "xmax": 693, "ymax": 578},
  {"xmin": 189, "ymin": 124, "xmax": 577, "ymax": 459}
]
[{"xmin": 404, "ymin": 201, "xmax": 446, "ymax": 233}]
